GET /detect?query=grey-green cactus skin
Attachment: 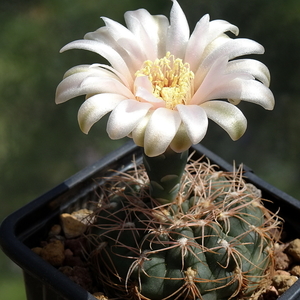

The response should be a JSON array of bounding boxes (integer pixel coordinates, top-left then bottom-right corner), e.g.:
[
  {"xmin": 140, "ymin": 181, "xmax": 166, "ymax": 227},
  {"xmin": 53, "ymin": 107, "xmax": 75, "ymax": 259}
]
[
  {"xmin": 89, "ymin": 162, "xmax": 278, "ymax": 300},
  {"xmin": 143, "ymin": 149, "xmax": 188, "ymax": 204}
]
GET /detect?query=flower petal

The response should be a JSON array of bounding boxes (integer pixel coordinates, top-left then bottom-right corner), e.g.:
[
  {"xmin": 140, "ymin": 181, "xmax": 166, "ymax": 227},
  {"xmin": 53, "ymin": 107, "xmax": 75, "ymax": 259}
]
[
  {"xmin": 152, "ymin": 15, "xmax": 170, "ymax": 58},
  {"xmin": 56, "ymin": 72, "xmax": 134, "ymax": 104},
  {"xmin": 176, "ymin": 104, "xmax": 208, "ymax": 144},
  {"xmin": 56, "ymin": 66, "xmax": 123, "ymax": 103},
  {"xmin": 226, "ymin": 59, "xmax": 271, "ymax": 87},
  {"xmin": 89, "ymin": 63, "xmax": 132, "ymax": 88},
  {"xmin": 193, "ymin": 38, "xmax": 264, "ymax": 90},
  {"xmin": 134, "ymin": 75, "xmax": 153, "ymax": 92},
  {"xmin": 83, "ymin": 25, "xmax": 138, "ymax": 74},
  {"xmin": 134, "ymin": 76, "xmax": 165, "ymax": 108},
  {"xmin": 201, "ymin": 101, "xmax": 247, "ymax": 140},
  {"xmin": 207, "ymin": 19, "xmax": 239, "ymax": 43},
  {"xmin": 107, "ymin": 99, "xmax": 152, "ymax": 139},
  {"xmin": 170, "ymin": 123, "xmax": 193, "ymax": 153},
  {"xmin": 101, "ymin": 17, "xmax": 146, "ymax": 61},
  {"xmin": 81, "ymin": 76, "xmax": 134, "ymax": 98},
  {"xmin": 78, "ymin": 93, "xmax": 127, "ymax": 133},
  {"xmin": 185, "ymin": 17, "xmax": 240, "ymax": 72},
  {"xmin": 201, "ymin": 38, "xmax": 265, "ymax": 70},
  {"xmin": 125, "ymin": 9, "xmax": 169, "ymax": 59},
  {"xmin": 61, "ymin": 64, "xmax": 112, "ymax": 79},
  {"xmin": 84, "ymin": 25, "xmax": 136, "ymax": 70},
  {"xmin": 144, "ymin": 108, "xmax": 181, "ymax": 157},
  {"xmin": 84, "ymin": 26, "xmax": 142, "ymax": 72},
  {"xmin": 191, "ymin": 56, "xmax": 251, "ymax": 105},
  {"xmin": 60, "ymin": 39, "xmax": 134, "ymax": 82},
  {"xmin": 184, "ymin": 14, "xmax": 210, "ymax": 71},
  {"xmin": 166, "ymin": 0, "xmax": 190, "ymax": 58},
  {"xmin": 205, "ymin": 78, "xmax": 275, "ymax": 110},
  {"xmin": 132, "ymin": 111, "xmax": 153, "ymax": 147},
  {"xmin": 135, "ymin": 86, "xmax": 165, "ymax": 108}
]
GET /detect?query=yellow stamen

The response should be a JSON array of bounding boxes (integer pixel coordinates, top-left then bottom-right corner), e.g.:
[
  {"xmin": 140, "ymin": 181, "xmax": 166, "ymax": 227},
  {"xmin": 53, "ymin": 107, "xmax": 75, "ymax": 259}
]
[{"xmin": 135, "ymin": 52, "xmax": 194, "ymax": 109}]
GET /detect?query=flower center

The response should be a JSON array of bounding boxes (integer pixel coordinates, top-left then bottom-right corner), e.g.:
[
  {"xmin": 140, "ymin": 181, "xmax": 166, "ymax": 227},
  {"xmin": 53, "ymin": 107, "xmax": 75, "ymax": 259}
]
[{"xmin": 136, "ymin": 52, "xmax": 194, "ymax": 109}]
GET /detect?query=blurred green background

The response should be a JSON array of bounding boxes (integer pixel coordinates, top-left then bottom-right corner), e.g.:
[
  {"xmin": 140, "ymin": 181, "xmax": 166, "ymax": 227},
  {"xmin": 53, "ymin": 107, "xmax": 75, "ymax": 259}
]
[{"xmin": 1, "ymin": 0, "xmax": 299, "ymax": 298}]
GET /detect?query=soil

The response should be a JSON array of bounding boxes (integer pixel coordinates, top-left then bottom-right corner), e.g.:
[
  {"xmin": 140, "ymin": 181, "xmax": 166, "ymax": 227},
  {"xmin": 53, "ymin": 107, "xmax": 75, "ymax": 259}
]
[{"xmin": 31, "ymin": 209, "xmax": 300, "ymax": 300}]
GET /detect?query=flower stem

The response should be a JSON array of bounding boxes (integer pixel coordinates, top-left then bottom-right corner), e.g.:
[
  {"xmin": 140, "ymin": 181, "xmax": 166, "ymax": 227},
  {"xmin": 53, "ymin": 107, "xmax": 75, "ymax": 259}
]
[{"xmin": 143, "ymin": 149, "xmax": 188, "ymax": 204}]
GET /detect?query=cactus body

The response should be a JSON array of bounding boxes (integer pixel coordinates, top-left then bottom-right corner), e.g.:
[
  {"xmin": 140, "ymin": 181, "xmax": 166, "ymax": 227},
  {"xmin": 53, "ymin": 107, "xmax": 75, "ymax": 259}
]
[{"xmin": 89, "ymin": 160, "xmax": 278, "ymax": 300}]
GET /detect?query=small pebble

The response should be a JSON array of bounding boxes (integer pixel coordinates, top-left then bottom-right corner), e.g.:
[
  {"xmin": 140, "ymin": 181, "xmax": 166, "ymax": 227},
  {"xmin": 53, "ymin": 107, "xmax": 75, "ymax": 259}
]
[
  {"xmin": 290, "ymin": 265, "xmax": 300, "ymax": 276},
  {"xmin": 60, "ymin": 211, "xmax": 89, "ymax": 239},
  {"xmin": 40, "ymin": 239, "xmax": 65, "ymax": 267},
  {"xmin": 93, "ymin": 292, "xmax": 109, "ymax": 300},
  {"xmin": 31, "ymin": 247, "xmax": 42, "ymax": 256},
  {"xmin": 274, "ymin": 244, "xmax": 291, "ymax": 270},
  {"xmin": 286, "ymin": 239, "xmax": 300, "ymax": 262},
  {"xmin": 49, "ymin": 224, "xmax": 62, "ymax": 236},
  {"xmin": 71, "ymin": 209, "xmax": 92, "ymax": 225},
  {"xmin": 64, "ymin": 248, "xmax": 73, "ymax": 256},
  {"xmin": 272, "ymin": 274, "xmax": 298, "ymax": 295},
  {"xmin": 275, "ymin": 270, "xmax": 290, "ymax": 276}
]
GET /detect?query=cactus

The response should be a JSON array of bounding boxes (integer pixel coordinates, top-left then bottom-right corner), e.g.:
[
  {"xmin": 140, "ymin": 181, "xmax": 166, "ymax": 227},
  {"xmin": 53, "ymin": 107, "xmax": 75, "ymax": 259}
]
[
  {"xmin": 53, "ymin": 0, "xmax": 277, "ymax": 298},
  {"xmin": 88, "ymin": 157, "xmax": 280, "ymax": 300}
]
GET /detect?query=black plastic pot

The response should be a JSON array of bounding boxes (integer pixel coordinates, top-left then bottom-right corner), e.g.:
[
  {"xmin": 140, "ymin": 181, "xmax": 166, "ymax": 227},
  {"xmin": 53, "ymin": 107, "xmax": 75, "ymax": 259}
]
[{"xmin": 1, "ymin": 141, "xmax": 300, "ymax": 300}]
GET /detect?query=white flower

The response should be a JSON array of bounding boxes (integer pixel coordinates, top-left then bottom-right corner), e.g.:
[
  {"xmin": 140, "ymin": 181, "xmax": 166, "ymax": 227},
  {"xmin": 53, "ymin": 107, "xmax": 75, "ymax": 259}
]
[{"xmin": 55, "ymin": 0, "xmax": 274, "ymax": 157}]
